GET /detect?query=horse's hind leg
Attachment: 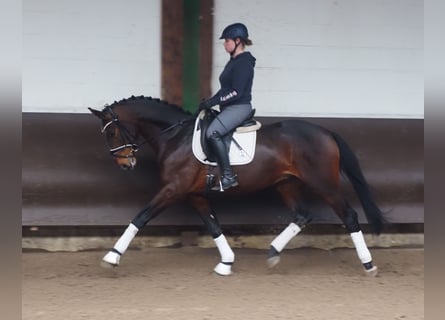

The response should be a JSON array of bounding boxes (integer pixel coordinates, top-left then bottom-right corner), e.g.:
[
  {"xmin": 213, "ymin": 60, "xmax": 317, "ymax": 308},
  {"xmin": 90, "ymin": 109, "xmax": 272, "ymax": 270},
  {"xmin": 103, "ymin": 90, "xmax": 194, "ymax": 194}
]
[
  {"xmin": 268, "ymin": 179, "xmax": 313, "ymax": 268},
  {"xmin": 339, "ymin": 200, "xmax": 378, "ymax": 276},
  {"xmin": 317, "ymin": 189, "xmax": 378, "ymax": 276},
  {"xmin": 189, "ymin": 195, "xmax": 235, "ymax": 276}
]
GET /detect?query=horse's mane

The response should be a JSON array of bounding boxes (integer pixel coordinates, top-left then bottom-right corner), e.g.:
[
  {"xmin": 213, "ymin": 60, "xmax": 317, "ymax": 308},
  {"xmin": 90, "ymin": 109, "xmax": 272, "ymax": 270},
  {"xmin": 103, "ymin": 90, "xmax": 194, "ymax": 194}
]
[
  {"xmin": 104, "ymin": 95, "xmax": 195, "ymax": 142},
  {"xmin": 106, "ymin": 95, "xmax": 192, "ymax": 116}
]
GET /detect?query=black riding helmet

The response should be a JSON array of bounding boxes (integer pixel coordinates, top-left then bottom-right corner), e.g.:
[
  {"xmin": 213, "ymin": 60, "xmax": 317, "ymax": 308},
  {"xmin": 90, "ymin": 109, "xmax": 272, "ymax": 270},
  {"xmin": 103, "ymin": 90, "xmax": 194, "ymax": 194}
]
[{"xmin": 219, "ymin": 23, "xmax": 249, "ymax": 41}]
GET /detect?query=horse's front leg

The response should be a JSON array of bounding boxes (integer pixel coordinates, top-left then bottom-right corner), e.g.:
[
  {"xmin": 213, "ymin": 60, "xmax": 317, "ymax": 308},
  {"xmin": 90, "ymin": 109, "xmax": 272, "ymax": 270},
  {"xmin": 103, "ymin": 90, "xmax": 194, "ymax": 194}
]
[
  {"xmin": 101, "ymin": 184, "xmax": 180, "ymax": 267},
  {"xmin": 189, "ymin": 195, "xmax": 235, "ymax": 276}
]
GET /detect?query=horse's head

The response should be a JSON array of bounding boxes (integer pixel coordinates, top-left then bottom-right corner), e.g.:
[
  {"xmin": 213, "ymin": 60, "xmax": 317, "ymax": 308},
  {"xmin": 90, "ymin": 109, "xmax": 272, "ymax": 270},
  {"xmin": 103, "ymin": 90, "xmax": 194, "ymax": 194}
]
[
  {"xmin": 90, "ymin": 96, "xmax": 194, "ymax": 170},
  {"xmin": 89, "ymin": 106, "xmax": 139, "ymax": 170}
]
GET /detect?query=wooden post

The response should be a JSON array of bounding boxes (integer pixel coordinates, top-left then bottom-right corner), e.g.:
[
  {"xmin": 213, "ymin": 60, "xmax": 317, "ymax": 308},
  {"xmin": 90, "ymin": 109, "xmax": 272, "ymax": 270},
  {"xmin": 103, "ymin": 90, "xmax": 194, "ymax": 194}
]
[
  {"xmin": 198, "ymin": 0, "xmax": 214, "ymax": 103},
  {"xmin": 161, "ymin": 0, "xmax": 184, "ymax": 106},
  {"xmin": 182, "ymin": 0, "xmax": 201, "ymax": 112},
  {"xmin": 161, "ymin": 0, "xmax": 214, "ymax": 111}
]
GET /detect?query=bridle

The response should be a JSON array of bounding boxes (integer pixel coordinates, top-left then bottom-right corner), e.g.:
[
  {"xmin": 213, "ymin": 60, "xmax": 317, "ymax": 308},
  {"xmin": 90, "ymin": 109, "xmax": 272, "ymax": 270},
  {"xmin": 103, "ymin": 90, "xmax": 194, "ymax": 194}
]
[{"xmin": 101, "ymin": 107, "xmax": 141, "ymax": 159}]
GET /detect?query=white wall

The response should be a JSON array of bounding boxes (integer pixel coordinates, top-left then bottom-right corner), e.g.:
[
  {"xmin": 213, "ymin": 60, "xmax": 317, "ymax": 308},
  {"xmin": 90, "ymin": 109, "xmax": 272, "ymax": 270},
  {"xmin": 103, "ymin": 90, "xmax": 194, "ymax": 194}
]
[
  {"xmin": 23, "ymin": 0, "xmax": 423, "ymax": 118},
  {"xmin": 22, "ymin": 0, "xmax": 161, "ymax": 113},
  {"xmin": 213, "ymin": 0, "xmax": 423, "ymax": 118}
]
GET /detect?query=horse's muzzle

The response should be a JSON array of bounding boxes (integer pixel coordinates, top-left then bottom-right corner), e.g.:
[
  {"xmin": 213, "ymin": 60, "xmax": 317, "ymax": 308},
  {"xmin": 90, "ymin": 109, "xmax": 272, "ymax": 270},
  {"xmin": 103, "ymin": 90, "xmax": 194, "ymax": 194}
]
[{"xmin": 116, "ymin": 156, "xmax": 137, "ymax": 170}]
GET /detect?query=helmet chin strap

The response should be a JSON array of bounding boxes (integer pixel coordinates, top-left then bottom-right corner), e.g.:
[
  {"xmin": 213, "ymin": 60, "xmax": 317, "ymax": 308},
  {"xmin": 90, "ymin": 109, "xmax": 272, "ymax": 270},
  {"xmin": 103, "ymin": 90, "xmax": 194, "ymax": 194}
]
[{"xmin": 230, "ymin": 39, "xmax": 241, "ymax": 57}]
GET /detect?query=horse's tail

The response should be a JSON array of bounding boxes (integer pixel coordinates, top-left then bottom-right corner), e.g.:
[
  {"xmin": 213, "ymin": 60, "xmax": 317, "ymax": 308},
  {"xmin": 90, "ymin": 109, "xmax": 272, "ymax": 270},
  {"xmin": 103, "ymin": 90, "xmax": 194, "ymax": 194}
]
[{"xmin": 330, "ymin": 131, "xmax": 385, "ymax": 235}]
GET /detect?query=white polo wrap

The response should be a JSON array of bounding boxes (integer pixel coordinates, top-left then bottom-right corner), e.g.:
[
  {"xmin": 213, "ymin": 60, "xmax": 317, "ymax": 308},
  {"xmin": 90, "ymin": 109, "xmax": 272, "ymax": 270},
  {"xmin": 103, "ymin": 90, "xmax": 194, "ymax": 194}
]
[
  {"xmin": 271, "ymin": 222, "xmax": 301, "ymax": 252},
  {"xmin": 214, "ymin": 234, "xmax": 235, "ymax": 263},
  {"xmin": 114, "ymin": 223, "xmax": 139, "ymax": 254},
  {"xmin": 350, "ymin": 231, "xmax": 372, "ymax": 264}
]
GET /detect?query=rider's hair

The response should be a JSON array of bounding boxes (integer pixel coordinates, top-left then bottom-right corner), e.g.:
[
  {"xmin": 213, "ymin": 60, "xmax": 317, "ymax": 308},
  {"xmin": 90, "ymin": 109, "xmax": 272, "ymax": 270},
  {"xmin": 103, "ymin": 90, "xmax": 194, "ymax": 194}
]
[{"xmin": 242, "ymin": 38, "xmax": 253, "ymax": 46}]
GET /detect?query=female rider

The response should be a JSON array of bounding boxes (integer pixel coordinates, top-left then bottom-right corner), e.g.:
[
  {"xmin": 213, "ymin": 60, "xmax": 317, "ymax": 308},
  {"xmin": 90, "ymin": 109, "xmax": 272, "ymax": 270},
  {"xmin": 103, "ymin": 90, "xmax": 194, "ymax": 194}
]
[{"xmin": 199, "ymin": 22, "xmax": 256, "ymax": 191}]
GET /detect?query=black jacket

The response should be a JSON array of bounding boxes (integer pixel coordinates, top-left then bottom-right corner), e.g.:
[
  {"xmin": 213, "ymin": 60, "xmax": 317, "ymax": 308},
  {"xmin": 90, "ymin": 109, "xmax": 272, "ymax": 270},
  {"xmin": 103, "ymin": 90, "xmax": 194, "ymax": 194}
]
[{"xmin": 206, "ymin": 51, "xmax": 256, "ymax": 108}]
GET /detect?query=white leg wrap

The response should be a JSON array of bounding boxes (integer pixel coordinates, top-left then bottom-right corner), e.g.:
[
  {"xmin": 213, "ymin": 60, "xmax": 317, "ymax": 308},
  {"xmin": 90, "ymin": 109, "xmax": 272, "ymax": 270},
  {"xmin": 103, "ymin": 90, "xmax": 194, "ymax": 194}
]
[
  {"xmin": 350, "ymin": 231, "xmax": 372, "ymax": 264},
  {"xmin": 102, "ymin": 251, "xmax": 121, "ymax": 265},
  {"xmin": 270, "ymin": 222, "xmax": 301, "ymax": 253},
  {"xmin": 214, "ymin": 234, "xmax": 235, "ymax": 263},
  {"xmin": 114, "ymin": 223, "xmax": 139, "ymax": 254}
]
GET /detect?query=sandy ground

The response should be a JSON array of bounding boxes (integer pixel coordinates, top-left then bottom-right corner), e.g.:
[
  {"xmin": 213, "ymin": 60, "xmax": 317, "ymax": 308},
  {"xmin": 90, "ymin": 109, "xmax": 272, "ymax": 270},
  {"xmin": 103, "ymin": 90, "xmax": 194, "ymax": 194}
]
[{"xmin": 22, "ymin": 247, "xmax": 424, "ymax": 320}]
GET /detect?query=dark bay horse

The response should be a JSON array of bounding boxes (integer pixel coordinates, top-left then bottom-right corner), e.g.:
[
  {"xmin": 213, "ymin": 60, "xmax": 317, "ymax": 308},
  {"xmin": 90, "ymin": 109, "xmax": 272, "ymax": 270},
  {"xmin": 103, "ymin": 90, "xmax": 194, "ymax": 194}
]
[{"xmin": 89, "ymin": 95, "xmax": 385, "ymax": 276}]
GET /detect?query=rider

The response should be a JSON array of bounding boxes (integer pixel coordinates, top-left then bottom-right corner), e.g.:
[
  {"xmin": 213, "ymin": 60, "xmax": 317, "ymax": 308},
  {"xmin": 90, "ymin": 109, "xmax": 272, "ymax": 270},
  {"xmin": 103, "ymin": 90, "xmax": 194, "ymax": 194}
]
[{"xmin": 199, "ymin": 22, "xmax": 256, "ymax": 191}]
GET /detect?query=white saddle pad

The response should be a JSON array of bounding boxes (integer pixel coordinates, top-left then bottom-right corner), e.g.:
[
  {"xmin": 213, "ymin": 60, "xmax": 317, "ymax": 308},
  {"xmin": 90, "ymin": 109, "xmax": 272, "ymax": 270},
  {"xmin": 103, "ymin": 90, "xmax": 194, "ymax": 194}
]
[{"xmin": 191, "ymin": 112, "xmax": 257, "ymax": 166}]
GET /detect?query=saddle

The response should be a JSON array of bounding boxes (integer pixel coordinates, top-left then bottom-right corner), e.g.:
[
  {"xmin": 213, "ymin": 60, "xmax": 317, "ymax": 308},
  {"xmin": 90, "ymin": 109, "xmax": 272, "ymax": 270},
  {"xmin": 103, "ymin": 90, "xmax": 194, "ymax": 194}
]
[{"xmin": 192, "ymin": 109, "xmax": 261, "ymax": 166}]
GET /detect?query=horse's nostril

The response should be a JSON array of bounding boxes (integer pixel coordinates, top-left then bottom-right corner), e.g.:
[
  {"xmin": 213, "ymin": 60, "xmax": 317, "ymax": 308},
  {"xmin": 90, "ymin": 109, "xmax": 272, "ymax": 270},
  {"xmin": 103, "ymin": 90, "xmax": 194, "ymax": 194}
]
[{"xmin": 119, "ymin": 161, "xmax": 136, "ymax": 170}]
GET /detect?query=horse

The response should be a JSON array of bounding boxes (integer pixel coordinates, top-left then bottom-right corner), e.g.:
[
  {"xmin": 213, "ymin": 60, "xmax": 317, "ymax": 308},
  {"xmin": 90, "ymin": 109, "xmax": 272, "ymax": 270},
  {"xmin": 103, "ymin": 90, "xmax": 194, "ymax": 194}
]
[{"xmin": 89, "ymin": 95, "xmax": 385, "ymax": 276}]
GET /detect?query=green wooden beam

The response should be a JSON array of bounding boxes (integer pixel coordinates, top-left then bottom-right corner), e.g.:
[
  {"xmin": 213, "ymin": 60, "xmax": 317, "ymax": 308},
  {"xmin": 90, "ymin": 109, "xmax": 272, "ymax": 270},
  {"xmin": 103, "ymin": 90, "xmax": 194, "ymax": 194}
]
[{"xmin": 182, "ymin": 0, "xmax": 200, "ymax": 112}]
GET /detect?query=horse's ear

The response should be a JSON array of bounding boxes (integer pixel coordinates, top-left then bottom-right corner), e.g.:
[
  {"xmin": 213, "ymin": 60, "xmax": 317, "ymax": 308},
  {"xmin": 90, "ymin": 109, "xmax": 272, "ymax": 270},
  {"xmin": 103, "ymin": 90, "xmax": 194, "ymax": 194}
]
[{"xmin": 88, "ymin": 107, "xmax": 105, "ymax": 119}]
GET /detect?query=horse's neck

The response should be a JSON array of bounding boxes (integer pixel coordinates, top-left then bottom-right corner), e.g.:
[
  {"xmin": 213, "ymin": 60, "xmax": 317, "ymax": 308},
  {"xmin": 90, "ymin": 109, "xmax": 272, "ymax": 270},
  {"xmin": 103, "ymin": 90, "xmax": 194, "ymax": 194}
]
[
  {"xmin": 135, "ymin": 101, "xmax": 188, "ymax": 127},
  {"xmin": 130, "ymin": 102, "xmax": 191, "ymax": 157}
]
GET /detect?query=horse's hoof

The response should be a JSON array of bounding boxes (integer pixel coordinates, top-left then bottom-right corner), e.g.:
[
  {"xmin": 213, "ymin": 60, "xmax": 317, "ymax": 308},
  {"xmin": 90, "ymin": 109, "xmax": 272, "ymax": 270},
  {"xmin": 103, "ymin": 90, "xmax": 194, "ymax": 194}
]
[
  {"xmin": 214, "ymin": 263, "xmax": 233, "ymax": 276},
  {"xmin": 267, "ymin": 256, "xmax": 281, "ymax": 269},
  {"xmin": 101, "ymin": 251, "xmax": 120, "ymax": 268},
  {"xmin": 364, "ymin": 265, "xmax": 378, "ymax": 277}
]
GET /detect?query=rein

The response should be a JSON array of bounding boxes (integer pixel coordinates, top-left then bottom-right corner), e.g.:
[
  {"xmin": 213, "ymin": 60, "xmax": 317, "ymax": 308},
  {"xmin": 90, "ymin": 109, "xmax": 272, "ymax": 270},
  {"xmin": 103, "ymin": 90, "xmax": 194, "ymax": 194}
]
[
  {"xmin": 138, "ymin": 117, "xmax": 195, "ymax": 148},
  {"xmin": 159, "ymin": 118, "xmax": 194, "ymax": 134}
]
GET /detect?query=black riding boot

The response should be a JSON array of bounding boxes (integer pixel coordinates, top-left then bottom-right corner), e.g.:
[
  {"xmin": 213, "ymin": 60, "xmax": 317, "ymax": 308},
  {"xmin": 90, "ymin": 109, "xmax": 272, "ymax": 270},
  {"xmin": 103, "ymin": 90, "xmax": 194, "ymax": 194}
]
[{"xmin": 208, "ymin": 131, "xmax": 239, "ymax": 191}]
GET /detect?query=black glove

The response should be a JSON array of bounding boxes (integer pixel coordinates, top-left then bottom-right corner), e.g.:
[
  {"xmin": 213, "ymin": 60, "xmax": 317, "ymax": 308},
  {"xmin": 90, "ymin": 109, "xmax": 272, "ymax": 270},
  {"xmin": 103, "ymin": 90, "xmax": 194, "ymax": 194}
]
[
  {"xmin": 199, "ymin": 96, "xmax": 219, "ymax": 110},
  {"xmin": 198, "ymin": 99, "xmax": 212, "ymax": 111}
]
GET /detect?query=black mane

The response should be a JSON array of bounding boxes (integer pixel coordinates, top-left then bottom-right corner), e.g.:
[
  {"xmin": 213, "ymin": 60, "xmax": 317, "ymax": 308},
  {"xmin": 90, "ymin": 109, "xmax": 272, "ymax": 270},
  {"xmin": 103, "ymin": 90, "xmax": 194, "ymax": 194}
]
[
  {"xmin": 105, "ymin": 95, "xmax": 192, "ymax": 117},
  {"xmin": 102, "ymin": 95, "xmax": 195, "ymax": 141}
]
